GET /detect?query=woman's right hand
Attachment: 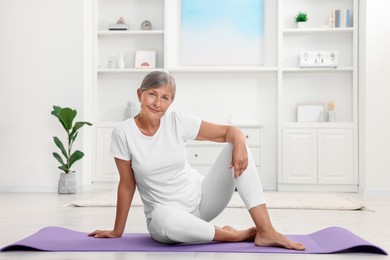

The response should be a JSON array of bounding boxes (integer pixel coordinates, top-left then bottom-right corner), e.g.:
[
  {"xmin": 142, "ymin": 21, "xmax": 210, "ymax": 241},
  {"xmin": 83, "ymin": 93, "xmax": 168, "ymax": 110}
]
[
  {"xmin": 88, "ymin": 158, "xmax": 135, "ymax": 240},
  {"xmin": 88, "ymin": 230, "xmax": 121, "ymax": 238}
]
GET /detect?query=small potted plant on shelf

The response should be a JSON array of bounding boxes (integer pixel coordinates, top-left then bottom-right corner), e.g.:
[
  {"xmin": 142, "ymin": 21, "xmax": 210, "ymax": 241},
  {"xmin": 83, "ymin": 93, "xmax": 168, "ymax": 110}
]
[
  {"xmin": 295, "ymin": 11, "xmax": 308, "ymax": 29},
  {"xmin": 51, "ymin": 105, "xmax": 92, "ymax": 194}
]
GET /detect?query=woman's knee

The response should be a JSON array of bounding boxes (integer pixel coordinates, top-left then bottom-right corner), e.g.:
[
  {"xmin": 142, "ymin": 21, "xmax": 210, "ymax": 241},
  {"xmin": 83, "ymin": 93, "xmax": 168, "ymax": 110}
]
[
  {"xmin": 148, "ymin": 206, "xmax": 183, "ymax": 243},
  {"xmin": 222, "ymin": 142, "xmax": 233, "ymax": 154},
  {"xmin": 149, "ymin": 205, "xmax": 216, "ymax": 243}
]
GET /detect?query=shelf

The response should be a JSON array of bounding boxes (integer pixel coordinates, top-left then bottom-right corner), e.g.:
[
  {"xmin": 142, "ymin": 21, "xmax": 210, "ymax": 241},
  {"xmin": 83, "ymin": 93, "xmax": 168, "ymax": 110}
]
[
  {"xmin": 168, "ymin": 66, "xmax": 278, "ymax": 73},
  {"xmin": 97, "ymin": 30, "xmax": 164, "ymax": 37},
  {"xmin": 282, "ymin": 67, "xmax": 353, "ymax": 73},
  {"xmin": 280, "ymin": 122, "xmax": 356, "ymax": 129},
  {"xmin": 283, "ymin": 28, "xmax": 353, "ymax": 34},
  {"xmin": 97, "ymin": 68, "xmax": 164, "ymax": 74}
]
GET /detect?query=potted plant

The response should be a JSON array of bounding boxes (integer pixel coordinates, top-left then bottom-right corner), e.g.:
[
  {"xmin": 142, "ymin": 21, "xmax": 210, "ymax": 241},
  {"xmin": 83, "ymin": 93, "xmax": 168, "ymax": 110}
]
[
  {"xmin": 51, "ymin": 105, "xmax": 92, "ymax": 194},
  {"xmin": 295, "ymin": 11, "xmax": 308, "ymax": 29}
]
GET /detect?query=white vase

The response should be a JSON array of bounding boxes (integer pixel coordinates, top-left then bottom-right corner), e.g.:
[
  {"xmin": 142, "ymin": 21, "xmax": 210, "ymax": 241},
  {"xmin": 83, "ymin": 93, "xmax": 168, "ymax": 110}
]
[
  {"xmin": 328, "ymin": 110, "xmax": 336, "ymax": 122},
  {"xmin": 58, "ymin": 172, "xmax": 76, "ymax": 194},
  {"xmin": 125, "ymin": 102, "xmax": 133, "ymax": 119},
  {"xmin": 118, "ymin": 53, "xmax": 125, "ymax": 69},
  {"xmin": 297, "ymin": 22, "xmax": 307, "ymax": 29}
]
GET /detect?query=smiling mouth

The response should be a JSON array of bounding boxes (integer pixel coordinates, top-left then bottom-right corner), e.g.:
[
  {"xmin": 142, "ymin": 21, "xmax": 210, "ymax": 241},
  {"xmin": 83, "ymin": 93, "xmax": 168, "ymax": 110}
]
[{"xmin": 148, "ymin": 106, "xmax": 161, "ymax": 113}]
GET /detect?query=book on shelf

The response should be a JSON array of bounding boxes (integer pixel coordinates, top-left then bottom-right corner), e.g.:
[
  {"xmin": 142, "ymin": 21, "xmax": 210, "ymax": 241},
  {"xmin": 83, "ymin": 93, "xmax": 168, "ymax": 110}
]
[
  {"xmin": 108, "ymin": 23, "xmax": 129, "ymax": 31},
  {"xmin": 330, "ymin": 9, "xmax": 352, "ymax": 28}
]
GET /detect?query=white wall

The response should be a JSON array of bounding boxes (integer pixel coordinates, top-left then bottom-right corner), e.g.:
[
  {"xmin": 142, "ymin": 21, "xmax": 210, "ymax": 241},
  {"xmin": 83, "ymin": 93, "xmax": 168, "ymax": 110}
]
[
  {"xmin": 359, "ymin": 0, "xmax": 390, "ymax": 195},
  {"xmin": 0, "ymin": 0, "xmax": 389, "ymax": 194},
  {"xmin": 0, "ymin": 0, "xmax": 84, "ymax": 191}
]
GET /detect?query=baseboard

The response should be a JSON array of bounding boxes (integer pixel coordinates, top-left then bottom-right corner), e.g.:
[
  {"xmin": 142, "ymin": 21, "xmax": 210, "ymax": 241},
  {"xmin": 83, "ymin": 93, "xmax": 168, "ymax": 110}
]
[
  {"xmin": 0, "ymin": 183, "xmax": 109, "ymax": 193},
  {"xmin": 277, "ymin": 184, "xmax": 359, "ymax": 193},
  {"xmin": 363, "ymin": 189, "xmax": 390, "ymax": 197},
  {"xmin": 0, "ymin": 185, "xmax": 57, "ymax": 193}
]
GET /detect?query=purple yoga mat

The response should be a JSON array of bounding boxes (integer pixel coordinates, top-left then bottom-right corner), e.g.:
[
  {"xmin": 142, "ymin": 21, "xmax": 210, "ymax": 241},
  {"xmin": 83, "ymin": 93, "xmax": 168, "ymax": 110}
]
[{"xmin": 1, "ymin": 226, "xmax": 387, "ymax": 254}]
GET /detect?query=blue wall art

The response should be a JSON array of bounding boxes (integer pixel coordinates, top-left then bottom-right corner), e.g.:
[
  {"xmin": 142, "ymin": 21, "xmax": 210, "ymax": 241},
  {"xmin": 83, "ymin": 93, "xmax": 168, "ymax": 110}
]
[{"xmin": 181, "ymin": 0, "xmax": 264, "ymax": 66}]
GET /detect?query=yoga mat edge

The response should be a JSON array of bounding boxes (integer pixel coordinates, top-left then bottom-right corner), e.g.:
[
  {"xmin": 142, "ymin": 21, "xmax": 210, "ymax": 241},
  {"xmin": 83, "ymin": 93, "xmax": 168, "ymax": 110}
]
[{"xmin": 1, "ymin": 226, "xmax": 387, "ymax": 255}]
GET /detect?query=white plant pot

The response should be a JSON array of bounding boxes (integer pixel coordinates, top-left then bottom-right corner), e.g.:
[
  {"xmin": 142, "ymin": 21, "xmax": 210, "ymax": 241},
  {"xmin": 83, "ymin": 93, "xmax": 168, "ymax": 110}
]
[
  {"xmin": 297, "ymin": 22, "xmax": 307, "ymax": 29},
  {"xmin": 58, "ymin": 172, "xmax": 76, "ymax": 194}
]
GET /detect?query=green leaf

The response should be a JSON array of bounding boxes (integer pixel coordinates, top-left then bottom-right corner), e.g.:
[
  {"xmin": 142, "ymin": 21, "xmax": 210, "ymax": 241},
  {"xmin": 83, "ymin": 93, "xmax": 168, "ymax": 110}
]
[
  {"xmin": 70, "ymin": 132, "xmax": 78, "ymax": 145},
  {"xmin": 58, "ymin": 165, "xmax": 69, "ymax": 173},
  {"xmin": 51, "ymin": 106, "xmax": 62, "ymax": 117},
  {"xmin": 69, "ymin": 150, "xmax": 84, "ymax": 169},
  {"xmin": 51, "ymin": 106, "xmax": 77, "ymax": 131},
  {"xmin": 69, "ymin": 121, "xmax": 93, "ymax": 141},
  {"xmin": 53, "ymin": 137, "xmax": 68, "ymax": 159},
  {"xmin": 51, "ymin": 106, "xmax": 67, "ymax": 131},
  {"xmin": 52, "ymin": 152, "xmax": 65, "ymax": 165},
  {"xmin": 59, "ymin": 108, "xmax": 77, "ymax": 131}
]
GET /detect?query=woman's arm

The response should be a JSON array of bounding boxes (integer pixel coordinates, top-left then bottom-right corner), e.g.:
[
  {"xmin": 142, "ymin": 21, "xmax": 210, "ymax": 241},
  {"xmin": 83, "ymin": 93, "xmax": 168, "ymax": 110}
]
[
  {"xmin": 89, "ymin": 157, "xmax": 136, "ymax": 238},
  {"xmin": 195, "ymin": 121, "xmax": 248, "ymax": 179}
]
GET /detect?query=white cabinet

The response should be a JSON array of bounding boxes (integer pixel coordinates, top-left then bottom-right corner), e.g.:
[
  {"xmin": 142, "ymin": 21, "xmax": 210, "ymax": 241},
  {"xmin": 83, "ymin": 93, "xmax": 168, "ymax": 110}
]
[
  {"xmin": 318, "ymin": 129, "xmax": 354, "ymax": 184},
  {"xmin": 95, "ymin": 127, "xmax": 118, "ymax": 182},
  {"xmin": 282, "ymin": 127, "xmax": 355, "ymax": 188},
  {"xmin": 186, "ymin": 126, "xmax": 262, "ymax": 179},
  {"xmin": 282, "ymin": 129, "xmax": 318, "ymax": 184}
]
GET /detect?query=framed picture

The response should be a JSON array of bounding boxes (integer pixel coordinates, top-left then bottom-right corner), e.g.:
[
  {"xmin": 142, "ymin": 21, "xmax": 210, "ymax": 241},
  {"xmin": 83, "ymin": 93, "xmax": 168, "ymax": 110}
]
[
  {"xmin": 297, "ymin": 104, "xmax": 325, "ymax": 122},
  {"xmin": 181, "ymin": 0, "xmax": 264, "ymax": 66},
  {"xmin": 134, "ymin": 50, "xmax": 156, "ymax": 68}
]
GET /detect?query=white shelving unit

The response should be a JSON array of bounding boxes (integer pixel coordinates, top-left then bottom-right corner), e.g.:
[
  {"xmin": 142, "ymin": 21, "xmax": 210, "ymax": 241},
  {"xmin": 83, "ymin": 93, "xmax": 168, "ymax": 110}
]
[
  {"xmin": 85, "ymin": 0, "xmax": 359, "ymax": 191},
  {"xmin": 277, "ymin": 0, "xmax": 359, "ymax": 192}
]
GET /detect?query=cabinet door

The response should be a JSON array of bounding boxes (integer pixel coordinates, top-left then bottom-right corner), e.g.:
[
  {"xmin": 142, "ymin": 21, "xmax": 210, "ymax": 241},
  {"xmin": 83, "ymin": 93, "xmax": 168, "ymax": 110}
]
[
  {"xmin": 282, "ymin": 128, "xmax": 317, "ymax": 184},
  {"xmin": 240, "ymin": 127, "xmax": 261, "ymax": 147},
  {"xmin": 318, "ymin": 129, "xmax": 354, "ymax": 184},
  {"xmin": 186, "ymin": 146, "xmax": 224, "ymax": 165},
  {"xmin": 187, "ymin": 146, "xmax": 260, "ymax": 166},
  {"xmin": 95, "ymin": 127, "xmax": 118, "ymax": 182}
]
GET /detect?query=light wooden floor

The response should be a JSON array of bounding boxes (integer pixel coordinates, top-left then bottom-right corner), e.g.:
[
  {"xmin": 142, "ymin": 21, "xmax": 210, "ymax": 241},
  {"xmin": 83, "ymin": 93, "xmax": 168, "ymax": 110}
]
[{"xmin": 0, "ymin": 190, "xmax": 389, "ymax": 260}]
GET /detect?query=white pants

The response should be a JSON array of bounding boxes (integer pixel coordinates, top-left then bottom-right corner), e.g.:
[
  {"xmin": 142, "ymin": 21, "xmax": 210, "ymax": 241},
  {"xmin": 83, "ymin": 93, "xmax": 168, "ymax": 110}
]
[{"xmin": 147, "ymin": 143, "xmax": 266, "ymax": 244}]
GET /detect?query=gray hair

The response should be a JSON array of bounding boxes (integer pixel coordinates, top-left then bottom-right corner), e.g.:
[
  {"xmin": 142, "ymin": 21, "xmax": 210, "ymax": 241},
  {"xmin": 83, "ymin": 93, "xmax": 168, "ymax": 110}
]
[{"xmin": 139, "ymin": 71, "xmax": 176, "ymax": 99}]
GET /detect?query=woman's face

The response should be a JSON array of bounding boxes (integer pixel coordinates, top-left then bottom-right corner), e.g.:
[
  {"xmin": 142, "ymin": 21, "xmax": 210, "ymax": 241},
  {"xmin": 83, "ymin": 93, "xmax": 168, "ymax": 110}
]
[{"xmin": 137, "ymin": 84, "xmax": 174, "ymax": 121}]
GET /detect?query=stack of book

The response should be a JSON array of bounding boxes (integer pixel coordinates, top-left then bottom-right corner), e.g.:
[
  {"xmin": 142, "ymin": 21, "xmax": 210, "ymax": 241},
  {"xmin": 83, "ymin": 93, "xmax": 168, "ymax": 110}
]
[
  {"xmin": 330, "ymin": 9, "xmax": 352, "ymax": 28},
  {"xmin": 108, "ymin": 23, "xmax": 129, "ymax": 31}
]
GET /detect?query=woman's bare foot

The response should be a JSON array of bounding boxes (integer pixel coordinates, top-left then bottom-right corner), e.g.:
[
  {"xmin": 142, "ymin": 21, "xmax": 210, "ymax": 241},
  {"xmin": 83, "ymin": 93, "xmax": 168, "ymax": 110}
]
[
  {"xmin": 222, "ymin": 225, "xmax": 257, "ymax": 242},
  {"xmin": 255, "ymin": 229, "xmax": 305, "ymax": 251},
  {"xmin": 248, "ymin": 204, "xmax": 305, "ymax": 250}
]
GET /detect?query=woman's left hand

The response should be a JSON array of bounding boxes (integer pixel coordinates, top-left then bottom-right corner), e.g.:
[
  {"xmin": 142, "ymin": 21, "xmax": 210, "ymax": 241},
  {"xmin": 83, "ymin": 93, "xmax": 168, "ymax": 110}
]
[
  {"xmin": 229, "ymin": 142, "xmax": 248, "ymax": 179},
  {"xmin": 195, "ymin": 121, "xmax": 248, "ymax": 178}
]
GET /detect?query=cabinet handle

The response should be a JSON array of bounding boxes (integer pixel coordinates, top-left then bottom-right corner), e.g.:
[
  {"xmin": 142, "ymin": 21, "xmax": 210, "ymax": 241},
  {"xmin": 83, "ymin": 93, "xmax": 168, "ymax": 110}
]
[{"xmin": 194, "ymin": 154, "xmax": 198, "ymax": 157}]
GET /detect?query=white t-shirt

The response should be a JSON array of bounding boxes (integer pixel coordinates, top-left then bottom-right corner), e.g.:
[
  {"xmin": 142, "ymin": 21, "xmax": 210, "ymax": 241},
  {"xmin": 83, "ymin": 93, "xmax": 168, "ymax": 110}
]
[{"xmin": 110, "ymin": 111, "xmax": 203, "ymax": 218}]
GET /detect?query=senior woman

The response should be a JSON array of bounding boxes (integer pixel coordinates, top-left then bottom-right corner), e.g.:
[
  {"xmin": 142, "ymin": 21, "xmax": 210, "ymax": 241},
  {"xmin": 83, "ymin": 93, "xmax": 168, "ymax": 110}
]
[{"xmin": 89, "ymin": 71, "xmax": 304, "ymax": 251}]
